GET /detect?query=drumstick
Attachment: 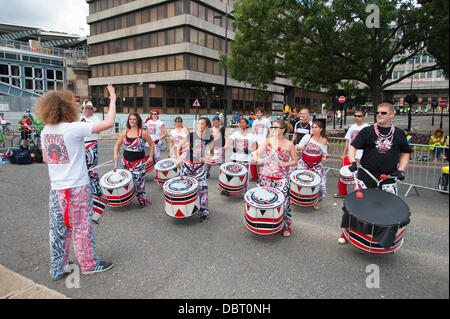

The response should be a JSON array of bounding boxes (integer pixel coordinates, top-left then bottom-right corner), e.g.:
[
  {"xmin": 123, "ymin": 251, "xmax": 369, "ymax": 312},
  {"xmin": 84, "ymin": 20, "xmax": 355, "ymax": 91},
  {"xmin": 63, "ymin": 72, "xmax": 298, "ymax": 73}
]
[{"xmin": 88, "ymin": 160, "xmax": 114, "ymax": 172}]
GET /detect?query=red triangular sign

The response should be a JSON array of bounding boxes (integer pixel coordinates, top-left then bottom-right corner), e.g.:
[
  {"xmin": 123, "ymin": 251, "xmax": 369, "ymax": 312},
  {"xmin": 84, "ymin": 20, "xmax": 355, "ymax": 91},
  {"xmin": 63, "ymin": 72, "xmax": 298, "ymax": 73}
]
[
  {"xmin": 175, "ymin": 209, "xmax": 185, "ymax": 217},
  {"xmin": 162, "ymin": 171, "xmax": 168, "ymax": 176},
  {"xmin": 239, "ymin": 175, "xmax": 245, "ymax": 182},
  {"xmin": 192, "ymin": 99, "xmax": 200, "ymax": 107},
  {"xmin": 124, "ymin": 185, "xmax": 129, "ymax": 190}
]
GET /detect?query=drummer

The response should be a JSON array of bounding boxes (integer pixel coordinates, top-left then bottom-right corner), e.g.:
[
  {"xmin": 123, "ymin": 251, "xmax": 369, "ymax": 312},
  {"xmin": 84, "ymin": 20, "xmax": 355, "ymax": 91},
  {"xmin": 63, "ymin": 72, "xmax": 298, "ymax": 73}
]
[
  {"xmin": 347, "ymin": 102, "xmax": 412, "ymax": 188},
  {"xmin": 144, "ymin": 109, "xmax": 167, "ymax": 164},
  {"xmin": 253, "ymin": 119, "xmax": 298, "ymax": 237},
  {"xmin": 295, "ymin": 120, "xmax": 329, "ymax": 210},
  {"xmin": 226, "ymin": 117, "xmax": 258, "ymax": 195},
  {"xmin": 334, "ymin": 109, "xmax": 369, "ymax": 199},
  {"xmin": 38, "ymin": 84, "xmax": 116, "ymax": 279},
  {"xmin": 168, "ymin": 116, "xmax": 190, "ymax": 159},
  {"xmin": 175, "ymin": 117, "xmax": 215, "ymax": 223},
  {"xmin": 80, "ymin": 101, "xmax": 102, "ymax": 197},
  {"xmin": 113, "ymin": 113, "xmax": 155, "ymax": 208},
  {"xmin": 206, "ymin": 115, "xmax": 226, "ymax": 178}
]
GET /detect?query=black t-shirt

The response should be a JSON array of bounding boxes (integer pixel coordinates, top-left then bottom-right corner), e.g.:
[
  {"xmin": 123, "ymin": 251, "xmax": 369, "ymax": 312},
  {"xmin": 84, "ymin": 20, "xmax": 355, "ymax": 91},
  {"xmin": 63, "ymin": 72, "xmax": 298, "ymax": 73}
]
[
  {"xmin": 293, "ymin": 121, "xmax": 312, "ymax": 144},
  {"xmin": 187, "ymin": 130, "xmax": 214, "ymax": 163},
  {"xmin": 351, "ymin": 125, "xmax": 412, "ymax": 175}
]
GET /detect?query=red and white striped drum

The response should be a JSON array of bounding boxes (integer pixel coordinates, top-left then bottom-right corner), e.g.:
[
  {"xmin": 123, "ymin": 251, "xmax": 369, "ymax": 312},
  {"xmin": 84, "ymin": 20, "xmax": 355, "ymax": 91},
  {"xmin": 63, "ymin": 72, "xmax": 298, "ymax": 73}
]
[
  {"xmin": 244, "ymin": 186, "xmax": 285, "ymax": 235},
  {"xmin": 289, "ymin": 169, "xmax": 321, "ymax": 207},
  {"xmin": 163, "ymin": 176, "xmax": 199, "ymax": 218},
  {"xmin": 339, "ymin": 165, "xmax": 355, "ymax": 185},
  {"xmin": 92, "ymin": 195, "xmax": 107, "ymax": 224},
  {"xmin": 155, "ymin": 158, "xmax": 179, "ymax": 186},
  {"xmin": 100, "ymin": 169, "xmax": 136, "ymax": 207},
  {"xmin": 218, "ymin": 162, "xmax": 248, "ymax": 194}
]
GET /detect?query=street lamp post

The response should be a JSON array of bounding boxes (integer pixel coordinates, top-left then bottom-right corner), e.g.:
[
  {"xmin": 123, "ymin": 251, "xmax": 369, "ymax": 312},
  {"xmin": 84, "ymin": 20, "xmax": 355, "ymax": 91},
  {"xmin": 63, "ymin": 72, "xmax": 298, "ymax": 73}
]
[{"xmin": 215, "ymin": 7, "xmax": 234, "ymax": 128}]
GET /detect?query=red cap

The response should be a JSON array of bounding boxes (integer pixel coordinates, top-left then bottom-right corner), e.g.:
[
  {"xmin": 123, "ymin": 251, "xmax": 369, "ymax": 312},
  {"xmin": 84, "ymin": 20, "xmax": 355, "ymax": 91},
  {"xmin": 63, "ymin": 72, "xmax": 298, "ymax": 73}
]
[{"xmin": 151, "ymin": 109, "xmax": 159, "ymax": 115}]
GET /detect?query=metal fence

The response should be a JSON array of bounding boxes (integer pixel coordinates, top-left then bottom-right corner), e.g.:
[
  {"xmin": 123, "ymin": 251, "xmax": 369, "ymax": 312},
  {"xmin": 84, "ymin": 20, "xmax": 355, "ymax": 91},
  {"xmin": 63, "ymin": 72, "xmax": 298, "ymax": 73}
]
[{"xmin": 324, "ymin": 137, "xmax": 449, "ymax": 197}]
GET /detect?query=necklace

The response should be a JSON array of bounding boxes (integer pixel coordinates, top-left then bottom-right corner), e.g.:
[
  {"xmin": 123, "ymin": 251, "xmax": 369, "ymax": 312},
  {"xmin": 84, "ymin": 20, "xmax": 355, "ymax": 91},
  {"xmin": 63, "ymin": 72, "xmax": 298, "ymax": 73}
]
[{"xmin": 374, "ymin": 123, "xmax": 394, "ymax": 152}]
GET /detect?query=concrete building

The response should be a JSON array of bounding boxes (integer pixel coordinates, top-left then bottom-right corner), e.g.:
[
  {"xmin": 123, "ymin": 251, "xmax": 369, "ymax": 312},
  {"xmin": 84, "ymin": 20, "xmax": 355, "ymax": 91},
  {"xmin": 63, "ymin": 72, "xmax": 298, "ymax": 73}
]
[{"xmin": 86, "ymin": 0, "xmax": 329, "ymax": 116}]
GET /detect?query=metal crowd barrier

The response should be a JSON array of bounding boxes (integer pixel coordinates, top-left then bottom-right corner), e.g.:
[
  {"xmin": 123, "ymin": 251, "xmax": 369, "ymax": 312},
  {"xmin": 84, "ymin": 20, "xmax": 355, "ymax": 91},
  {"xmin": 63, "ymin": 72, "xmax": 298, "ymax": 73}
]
[{"xmin": 324, "ymin": 137, "xmax": 449, "ymax": 197}]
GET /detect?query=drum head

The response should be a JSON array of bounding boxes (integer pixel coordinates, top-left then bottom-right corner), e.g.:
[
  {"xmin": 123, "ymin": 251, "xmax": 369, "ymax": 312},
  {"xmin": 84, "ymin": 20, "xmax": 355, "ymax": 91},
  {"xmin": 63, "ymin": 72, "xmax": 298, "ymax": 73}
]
[
  {"xmin": 290, "ymin": 170, "xmax": 321, "ymax": 187},
  {"xmin": 163, "ymin": 176, "xmax": 198, "ymax": 195},
  {"xmin": 340, "ymin": 165, "xmax": 353, "ymax": 177},
  {"xmin": 245, "ymin": 186, "xmax": 285, "ymax": 209},
  {"xmin": 344, "ymin": 189, "xmax": 410, "ymax": 226},
  {"xmin": 155, "ymin": 158, "xmax": 177, "ymax": 171},
  {"xmin": 100, "ymin": 169, "xmax": 133, "ymax": 189},
  {"xmin": 220, "ymin": 162, "xmax": 247, "ymax": 176}
]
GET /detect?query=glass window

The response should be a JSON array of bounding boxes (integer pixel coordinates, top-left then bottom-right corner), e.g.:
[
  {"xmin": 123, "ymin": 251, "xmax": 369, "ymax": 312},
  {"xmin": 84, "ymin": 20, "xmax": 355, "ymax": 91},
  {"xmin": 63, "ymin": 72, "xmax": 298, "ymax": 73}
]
[
  {"xmin": 135, "ymin": 11, "xmax": 141, "ymax": 25},
  {"xmin": 128, "ymin": 38, "xmax": 134, "ymax": 51},
  {"xmin": 122, "ymin": 62, "xmax": 128, "ymax": 75},
  {"xmin": 207, "ymin": 8, "xmax": 214, "ymax": 23},
  {"xmin": 206, "ymin": 60, "xmax": 213, "ymax": 74},
  {"xmin": 25, "ymin": 67, "xmax": 33, "ymax": 78},
  {"xmin": 176, "ymin": 55, "xmax": 184, "ymax": 70},
  {"xmin": 207, "ymin": 34, "xmax": 214, "ymax": 49},
  {"xmin": 150, "ymin": 33, "xmax": 158, "ymax": 47},
  {"xmin": 136, "ymin": 60, "xmax": 142, "ymax": 73},
  {"xmin": 47, "ymin": 69, "xmax": 55, "ymax": 79},
  {"xmin": 158, "ymin": 57, "xmax": 166, "ymax": 72},
  {"xmin": 168, "ymin": 2, "xmax": 175, "ymax": 17},
  {"xmin": 174, "ymin": 0, "xmax": 183, "ymax": 15},
  {"xmin": 115, "ymin": 63, "xmax": 121, "ymax": 75},
  {"xmin": 11, "ymin": 65, "xmax": 20, "ymax": 76},
  {"xmin": 150, "ymin": 58, "xmax": 158, "ymax": 72},
  {"xmin": 198, "ymin": 31, "xmax": 205, "ymax": 46},
  {"xmin": 127, "ymin": 13, "xmax": 136, "ymax": 27},
  {"xmin": 198, "ymin": 57, "xmax": 205, "ymax": 72},
  {"xmin": 157, "ymin": 5, "xmax": 167, "ymax": 20},
  {"xmin": 190, "ymin": 28, "xmax": 198, "ymax": 44},
  {"xmin": 143, "ymin": 59, "xmax": 150, "ymax": 73},
  {"xmin": 167, "ymin": 29, "xmax": 175, "ymax": 45},
  {"xmin": 142, "ymin": 34, "xmax": 150, "ymax": 48},
  {"xmin": 150, "ymin": 7, "xmax": 157, "ymax": 21},
  {"xmin": 421, "ymin": 55, "xmax": 428, "ymax": 63},
  {"xmin": 199, "ymin": 4, "xmax": 205, "ymax": 20},
  {"xmin": 175, "ymin": 28, "xmax": 183, "ymax": 43},
  {"xmin": 158, "ymin": 31, "xmax": 165, "ymax": 46},
  {"xmin": 189, "ymin": 55, "xmax": 197, "ymax": 70},
  {"xmin": 426, "ymin": 71, "xmax": 433, "ymax": 78},
  {"xmin": 48, "ymin": 81, "xmax": 55, "ymax": 90},
  {"xmin": 167, "ymin": 56, "xmax": 175, "ymax": 71},
  {"xmin": 128, "ymin": 61, "xmax": 135, "ymax": 74},
  {"xmin": 35, "ymin": 68, "xmax": 43, "ymax": 78},
  {"xmin": 25, "ymin": 79, "xmax": 33, "ymax": 90},
  {"xmin": 190, "ymin": 1, "xmax": 198, "ymax": 17},
  {"xmin": 142, "ymin": 8, "xmax": 150, "ymax": 24},
  {"xmin": 35, "ymin": 79, "xmax": 43, "ymax": 91}
]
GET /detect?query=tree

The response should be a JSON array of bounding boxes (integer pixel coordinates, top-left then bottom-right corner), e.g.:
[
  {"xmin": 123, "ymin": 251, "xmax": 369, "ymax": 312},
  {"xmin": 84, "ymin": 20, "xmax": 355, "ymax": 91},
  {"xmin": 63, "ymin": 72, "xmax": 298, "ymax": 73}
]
[
  {"xmin": 226, "ymin": 0, "xmax": 442, "ymax": 109},
  {"xmin": 418, "ymin": 0, "xmax": 449, "ymax": 77}
]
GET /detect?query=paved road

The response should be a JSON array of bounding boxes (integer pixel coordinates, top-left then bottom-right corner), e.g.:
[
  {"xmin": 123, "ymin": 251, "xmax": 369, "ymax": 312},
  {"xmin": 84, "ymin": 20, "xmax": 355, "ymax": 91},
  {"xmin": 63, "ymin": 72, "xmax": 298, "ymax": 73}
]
[{"xmin": 0, "ymin": 143, "xmax": 448, "ymax": 299}]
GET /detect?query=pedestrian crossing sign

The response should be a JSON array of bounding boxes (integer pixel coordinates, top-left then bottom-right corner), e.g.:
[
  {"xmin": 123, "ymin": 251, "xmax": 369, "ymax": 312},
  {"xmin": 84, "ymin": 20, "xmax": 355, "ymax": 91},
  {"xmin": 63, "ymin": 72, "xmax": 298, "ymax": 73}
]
[{"xmin": 192, "ymin": 99, "xmax": 201, "ymax": 107}]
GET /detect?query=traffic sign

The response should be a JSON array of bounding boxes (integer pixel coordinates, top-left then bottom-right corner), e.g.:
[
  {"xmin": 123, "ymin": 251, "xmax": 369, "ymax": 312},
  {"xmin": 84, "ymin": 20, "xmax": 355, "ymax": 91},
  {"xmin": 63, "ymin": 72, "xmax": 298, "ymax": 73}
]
[
  {"xmin": 338, "ymin": 96, "xmax": 346, "ymax": 103},
  {"xmin": 192, "ymin": 99, "xmax": 201, "ymax": 107},
  {"xmin": 438, "ymin": 100, "xmax": 447, "ymax": 108}
]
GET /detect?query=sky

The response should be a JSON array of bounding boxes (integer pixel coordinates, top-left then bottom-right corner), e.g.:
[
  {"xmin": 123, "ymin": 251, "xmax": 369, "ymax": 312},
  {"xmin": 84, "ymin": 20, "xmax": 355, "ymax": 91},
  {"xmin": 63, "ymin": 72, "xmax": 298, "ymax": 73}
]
[{"xmin": 0, "ymin": 0, "xmax": 90, "ymax": 36}]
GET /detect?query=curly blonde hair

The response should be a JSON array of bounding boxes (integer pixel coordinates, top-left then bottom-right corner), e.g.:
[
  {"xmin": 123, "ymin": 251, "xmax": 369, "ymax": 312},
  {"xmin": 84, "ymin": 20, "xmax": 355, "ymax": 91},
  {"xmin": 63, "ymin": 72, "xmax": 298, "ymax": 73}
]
[{"xmin": 36, "ymin": 90, "xmax": 78, "ymax": 125}]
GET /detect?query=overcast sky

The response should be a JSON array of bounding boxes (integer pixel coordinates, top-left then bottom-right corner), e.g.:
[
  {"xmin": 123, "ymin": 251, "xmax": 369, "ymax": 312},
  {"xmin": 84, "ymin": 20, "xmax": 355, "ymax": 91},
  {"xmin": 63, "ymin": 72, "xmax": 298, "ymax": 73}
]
[{"xmin": 0, "ymin": 0, "xmax": 89, "ymax": 36}]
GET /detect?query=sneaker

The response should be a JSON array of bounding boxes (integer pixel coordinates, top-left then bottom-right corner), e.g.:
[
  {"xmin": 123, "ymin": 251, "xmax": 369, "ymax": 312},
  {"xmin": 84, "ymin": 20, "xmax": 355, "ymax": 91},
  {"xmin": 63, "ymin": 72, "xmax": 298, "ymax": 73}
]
[
  {"xmin": 200, "ymin": 215, "xmax": 209, "ymax": 223},
  {"xmin": 333, "ymin": 193, "xmax": 347, "ymax": 198},
  {"xmin": 338, "ymin": 234, "xmax": 348, "ymax": 245},
  {"xmin": 82, "ymin": 261, "xmax": 113, "ymax": 275}
]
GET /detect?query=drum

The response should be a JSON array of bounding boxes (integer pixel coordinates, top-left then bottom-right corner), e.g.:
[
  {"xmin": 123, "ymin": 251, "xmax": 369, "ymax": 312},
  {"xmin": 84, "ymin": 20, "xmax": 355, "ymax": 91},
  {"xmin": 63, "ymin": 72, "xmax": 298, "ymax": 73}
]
[
  {"xmin": 341, "ymin": 189, "xmax": 411, "ymax": 254},
  {"xmin": 92, "ymin": 195, "xmax": 107, "ymax": 224},
  {"xmin": 145, "ymin": 157, "xmax": 154, "ymax": 173},
  {"xmin": 244, "ymin": 186, "xmax": 285, "ymax": 235},
  {"xmin": 163, "ymin": 176, "xmax": 199, "ymax": 218},
  {"xmin": 218, "ymin": 162, "xmax": 248, "ymax": 194},
  {"xmin": 289, "ymin": 170, "xmax": 321, "ymax": 207},
  {"xmin": 155, "ymin": 158, "xmax": 179, "ymax": 186},
  {"xmin": 339, "ymin": 165, "xmax": 355, "ymax": 185},
  {"xmin": 100, "ymin": 169, "xmax": 136, "ymax": 207},
  {"xmin": 205, "ymin": 154, "xmax": 220, "ymax": 166}
]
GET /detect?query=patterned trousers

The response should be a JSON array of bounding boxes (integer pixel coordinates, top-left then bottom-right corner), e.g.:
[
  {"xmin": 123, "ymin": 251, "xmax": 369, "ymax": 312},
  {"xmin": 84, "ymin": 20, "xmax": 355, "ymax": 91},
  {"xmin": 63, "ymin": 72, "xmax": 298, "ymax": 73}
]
[
  {"xmin": 85, "ymin": 141, "xmax": 101, "ymax": 196},
  {"xmin": 121, "ymin": 158, "xmax": 147, "ymax": 204},
  {"xmin": 181, "ymin": 161, "xmax": 209, "ymax": 217},
  {"xmin": 258, "ymin": 176, "xmax": 292, "ymax": 231},
  {"xmin": 49, "ymin": 184, "xmax": 100, "ymax": 279}
]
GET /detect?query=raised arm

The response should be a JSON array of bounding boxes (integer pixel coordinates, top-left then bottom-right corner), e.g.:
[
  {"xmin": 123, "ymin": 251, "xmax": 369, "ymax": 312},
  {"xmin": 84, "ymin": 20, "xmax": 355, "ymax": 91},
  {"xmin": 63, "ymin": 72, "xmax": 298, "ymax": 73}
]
[{"xmin": 92, "ymin": 84, "xmax": 116, "ymax": 134}]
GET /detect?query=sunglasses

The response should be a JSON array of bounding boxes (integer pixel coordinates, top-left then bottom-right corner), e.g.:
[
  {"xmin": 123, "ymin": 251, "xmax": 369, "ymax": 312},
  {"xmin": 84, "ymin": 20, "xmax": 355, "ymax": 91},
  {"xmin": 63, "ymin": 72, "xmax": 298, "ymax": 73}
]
[
  {"xmin": 354, "ymin": 115, "xmax": 364, "ymax": 118},
  {"xmin": 270, "ymin": 126, "xmax": 282, "ymax": 129},
  {"xmin": 376, "ymin": 111, "xmax": 391, "ymax": 115},
  {"xmin": 175, "ymin": 120, "xmax": 182, "ymax": 123}
]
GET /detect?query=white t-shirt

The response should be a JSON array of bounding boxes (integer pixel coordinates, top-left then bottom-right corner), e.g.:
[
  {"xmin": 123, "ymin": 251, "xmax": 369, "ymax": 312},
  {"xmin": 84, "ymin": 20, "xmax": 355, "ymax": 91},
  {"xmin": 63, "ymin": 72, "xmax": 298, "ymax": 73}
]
[
  {"xmin": 145, "ymin": 119, "xmax": 165, "ymax": 142},
  {"xmin": 298, "ymin": 134, "xmax": 328, "ymax": 157},
  {"xmin": 252, "ymin": 118, "xmax": 271, "ymax": 145},
  {"xmin": 229, "ymin": 131, "xmax": 258, "ymax": 162},
  {"xmin": 345, "ymin": 123, "xmax": 369, "ymax": 160},
  {"xmin": 80, "ymin": 114, "xmax": 100, "ymax": 142},
  {"xmin": 41, "ymin": 122, "xmax": 93, "ymax": 190}
]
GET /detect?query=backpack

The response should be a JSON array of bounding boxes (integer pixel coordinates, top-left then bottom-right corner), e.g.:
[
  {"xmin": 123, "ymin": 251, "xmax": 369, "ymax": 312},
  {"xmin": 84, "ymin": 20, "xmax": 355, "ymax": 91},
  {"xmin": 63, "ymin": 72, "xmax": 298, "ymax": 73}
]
[
  {"xmin": 30, "ymin": 146, "xmax": 43, "ymax": 163},
  {"xmin": 11, "ymin": 146, "xmax": 33, "ymax": 164}
]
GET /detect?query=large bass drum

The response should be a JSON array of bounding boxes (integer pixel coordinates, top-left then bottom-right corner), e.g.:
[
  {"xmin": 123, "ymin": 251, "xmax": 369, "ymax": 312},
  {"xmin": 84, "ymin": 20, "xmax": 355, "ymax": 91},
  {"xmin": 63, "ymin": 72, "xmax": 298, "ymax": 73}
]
[
  {"xmin": 163, "ymin": 176, "xmax": 199, "ymax": 218},
  {"xmin": 244, "ymin": 186, "xmax": 285, "ymax": 235},
  {"xmin": 100, "ymin": 169, "xmax": 136, "ymax": 207},
  {"xmin": 341, "ymin": 189, "xmax": 411, "ymax": 254}
]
